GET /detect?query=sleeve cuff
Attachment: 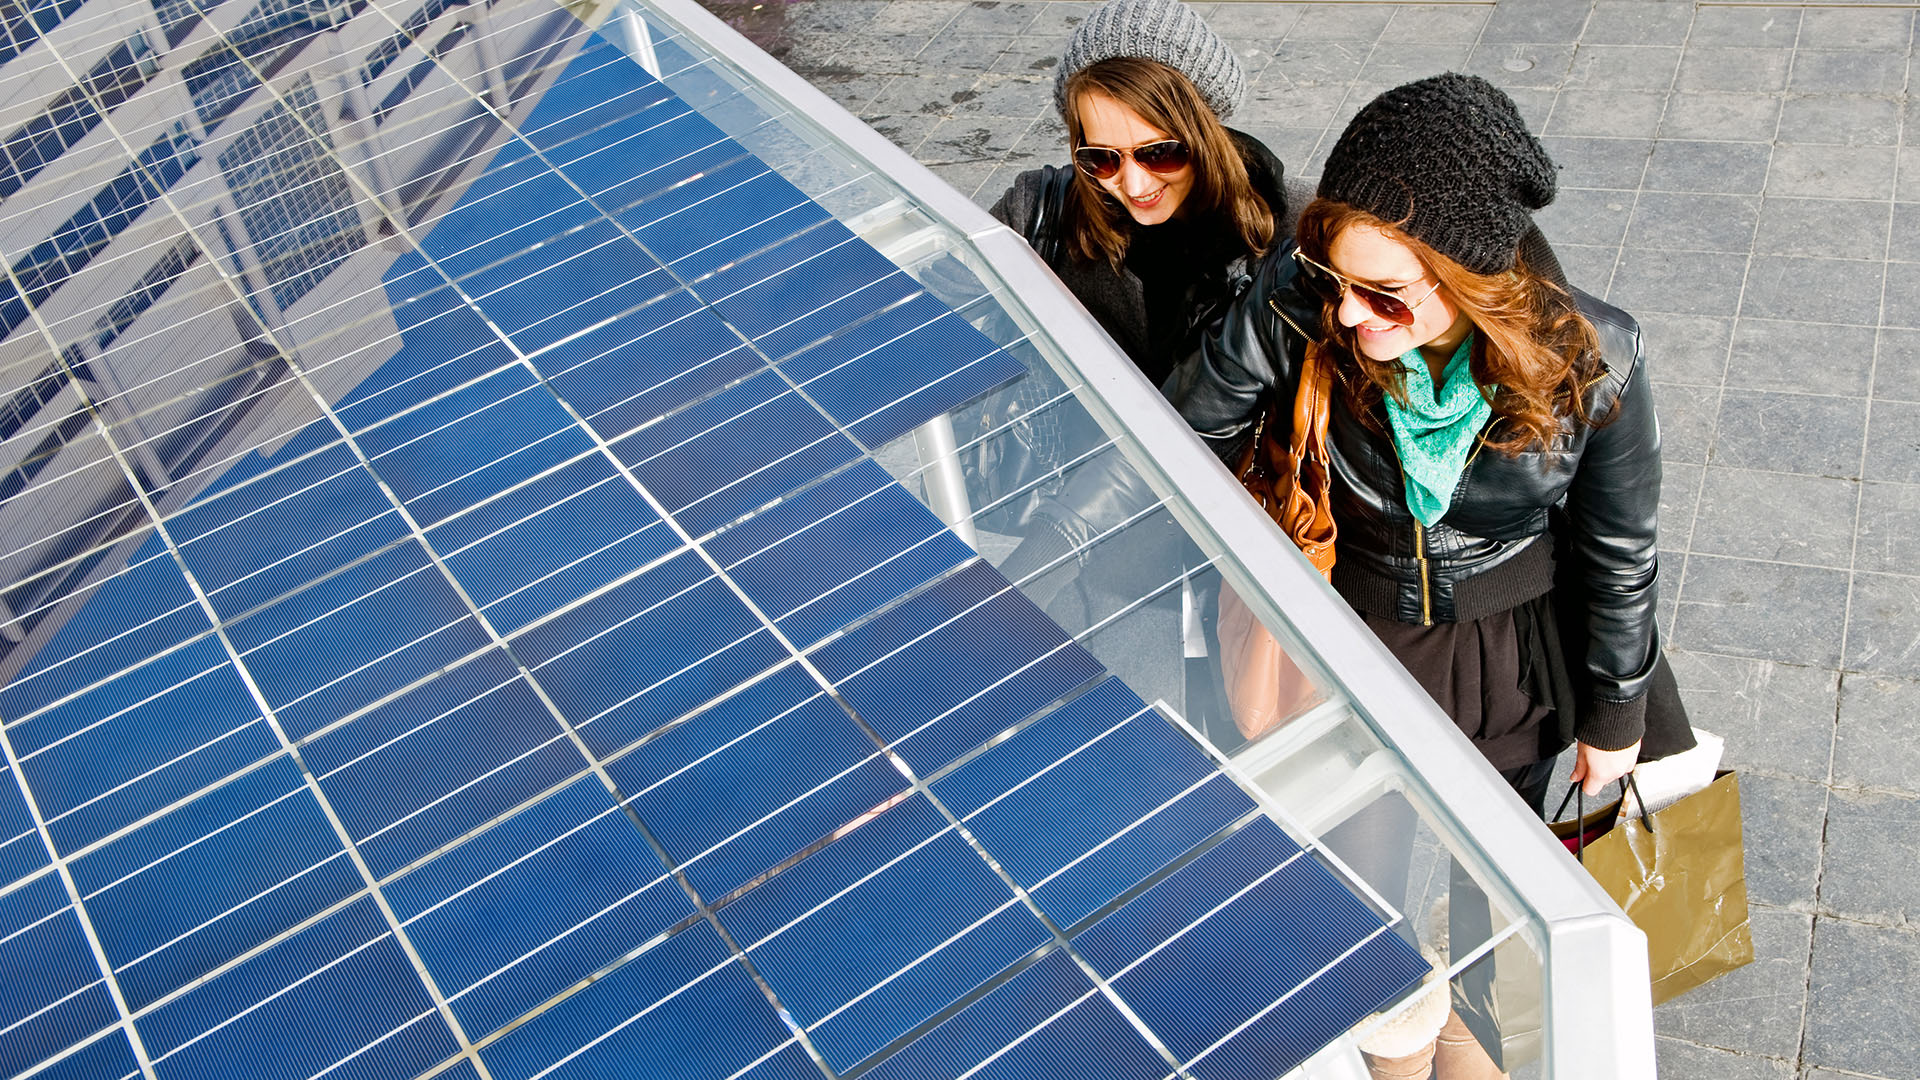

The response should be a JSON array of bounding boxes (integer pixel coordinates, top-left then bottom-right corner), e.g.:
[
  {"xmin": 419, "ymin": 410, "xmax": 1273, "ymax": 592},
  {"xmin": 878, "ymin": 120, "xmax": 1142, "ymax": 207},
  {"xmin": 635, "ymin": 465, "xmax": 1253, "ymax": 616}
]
[{"xmin": 1577, "ymin": 694, "xmax": 1647, "ymax": 752}]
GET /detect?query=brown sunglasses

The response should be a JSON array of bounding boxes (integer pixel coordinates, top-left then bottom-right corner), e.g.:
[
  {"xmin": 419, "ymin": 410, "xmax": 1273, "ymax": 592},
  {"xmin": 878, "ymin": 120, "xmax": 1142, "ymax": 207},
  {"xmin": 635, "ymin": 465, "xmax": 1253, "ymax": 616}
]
[
  {"xmin": 1071, "ymin": 139, "xmax": 1191, "ymax": 180},
  {"xmin": 1292, "ymin": 249, "xmax": 1441, "ymax": 327}
]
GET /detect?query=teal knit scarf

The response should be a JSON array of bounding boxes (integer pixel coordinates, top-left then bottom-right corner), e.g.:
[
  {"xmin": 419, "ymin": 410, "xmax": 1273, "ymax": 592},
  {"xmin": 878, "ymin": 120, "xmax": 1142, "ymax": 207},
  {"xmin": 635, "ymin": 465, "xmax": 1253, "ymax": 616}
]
[{"xmin": 1383, "ymin": 336, "xmax": 1491, "ymax": 527}]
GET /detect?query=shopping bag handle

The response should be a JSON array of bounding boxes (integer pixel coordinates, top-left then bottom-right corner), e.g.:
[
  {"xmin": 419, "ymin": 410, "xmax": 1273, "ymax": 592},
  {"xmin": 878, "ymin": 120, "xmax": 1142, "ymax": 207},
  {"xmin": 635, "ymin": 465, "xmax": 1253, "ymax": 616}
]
[{"xmin": 1553, "ymin": 773, "xmax": 1654, "ymax": 864}]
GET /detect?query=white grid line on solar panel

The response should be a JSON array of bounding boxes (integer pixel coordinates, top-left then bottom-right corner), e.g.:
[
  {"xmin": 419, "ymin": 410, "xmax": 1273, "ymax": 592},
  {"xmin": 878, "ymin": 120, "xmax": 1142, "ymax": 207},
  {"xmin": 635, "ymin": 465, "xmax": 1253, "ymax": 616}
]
[
  {"xmin": 534, "ymin": 612, "xmax": 776, "ymax": 741},
  {"xmin": 614, "ymin": 680, "xmax": 821, "ymax": 803},
  {"xmin": 523, "ymin": 948, "xmax": 740, "ymax": 1080},
  {"xmin": 952, "ymin": 701, "xmax": 1157, "ymax": 828},
  {"xmin": 0, "ymin": 463, "xmax": 150, "ymax": 577},
  {"xmin": 40, "ymin": 709, "xmax": 268, "ymax": 833},
  {"xmin": 397, "ymin": 803, "xmax": 660, "ymax": 927},
  {"xmin": 228, "ymin": 545, "xmax": 445, "ymax": 660},
  {"xmin": 1110, "ymin": 845, "xmax": 1312, "ymax": 985},
  {"xmin": 1180, "ymin": 925, "xmax": 1404, "ymax": 1074},
  {"xmin": 350, "ymin": 729, "xmax": 574, "ymax": 858},
  {"xmin": 811, "ymin": 568, "xmax": 1018, "ymax": 686},
  {"xmin": 0, "ymin": 891, "xmax": 70, "ymax": 948},
  {"xmin": 666, "ymin": 737, "xmax": 888, "ymax": 882},
  {"xmin": 952, "ymin": 982, "xmax": 1109, "ymax": 1080},
  {"xmin": 73, "ymin": 356, "xmax": 309, "ymax": 482},
  {"xmin": 753, "ymin": 517, "xmax": 951, "ymax": 632},
  {"xmin": 71, "ymin": 767, "xmax": 305, "ymax": 899},
  {"xmin": 0, "ymin": 970, "xmax": 105, "ymax": 1041},
  {"xmin": 442, "ymin": 883, "xmax": 686, "ymax": 1010},
  {"xmin": 0, "ymin": 555, "xmax": 202, "ymax": 724},
  {"xmin": 10, "ymin": 1028, "xmax": 140, "ymax": 1080},
  {"xmin": 306, "ymin": 1006, "xmax": 446, "ymax": 1080},
  {"xmin": 13, "ymin": 649, "xmax": 234, "ymax": 763},
  {"xmin": 808, "ymin": 890, "xmax": 1030, "ymax": 1036},
  {"xmin": 0, "ymin": 0, "xmax": 151, "ymax": 121},
  {"xmin": 116, "ymin": 847, "xmax": 356, "ymax": 974},
  {"xmin": 740, "ymin": 816, "xmax": 960, "ymax": 960},
  {"xmin": 202, "ymin": 509, "xmax": 405, "ymax": 611},
  {"xmin": 143, "ymin": 921, "xmax": 396, "ymax": 1064}
]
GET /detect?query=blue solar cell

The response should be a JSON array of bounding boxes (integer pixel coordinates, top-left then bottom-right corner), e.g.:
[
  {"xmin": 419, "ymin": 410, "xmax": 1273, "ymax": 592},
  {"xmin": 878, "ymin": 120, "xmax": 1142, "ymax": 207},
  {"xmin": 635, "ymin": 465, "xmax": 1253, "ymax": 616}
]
[
  {"xmin": 859, "ymin": 951, "xmax": 1168, "ymax": 1080},
  {"xmin": 520, "ymin": 40, "xmax": 680, "ymax": 153},
  {"xmin": 713, "ymin": 461, "xmax": 973, "ymax": 646},
  {"xmin": 481, "ymin": 923, "xmax": 788, "ymax": 1080},
  {"xmin": 622, "ymin": 381, "xmax": 862, "ymax": 537},
  {"xmin": 15, "ymin": 638, "xmax": 277, "ymax": 854},
  {"xmin": 0, "ymin": 763, "xmax": 45, "ymax": 887},
  {"xmin": 0, "ymin": 540, "xmax": 210, "ymax": 722},
  {"xmin": 358, "ymin": 365, "xmax": 599, "ymax": 528},
  {"xmin": 599, "ymin": 126, "xmax": 751, "ymax": 229},
  {"xmin": 228, "ymin": 541, "xmax": 491, "ymax": 740},
  {"xmin": 539, "ymin": 299, "xmax": 760, "ymax": 442},
  {"xmin": 625, "ymin": 690, "xmax": 904, "ymax": 900},
  {"xmin": 31, "ymin": 1030, "xmax": 141, "ymax": 1080},
  {"xmin": 1074, "ymin": 818, "xmax": 1424, "ymax": 1065},
  {"xmin": 703, "ymin": 226, "xmax": 906, "ymax": 342},
  {"xmin": 734, "ymin": 1043, "xmax": 823, "ymax": 1080},
  {"xmin": 74, "ymin": 757, "xmax": 364, "ymax": 1011},
  {"xmin": 392, "ymin": 777, "xmax": 691, "ymax": 1039},
  {"xmin": 303, "ymin": 649, "xmax": 589, "ymax": 879},
  {"xmin": 486, "ymin": 238, "xmax": 676, "ymax": 356},
  {"xmin": 432, "ymin": 456, "xmax": 678, "ymax": 633},
  {"xmin": 140, "ymin": 900, "xmax": 457, "ymax": 1080},
  {"xmin": 416, "ymin": 157, "xmax": 601, "ymax": 281},
  {"xmin": 334, "ymin": 325, "xmax": 520, "ymax": 437},
  {"xmin": 1193, "ymin": 931, "xmax": 1429, "ymax": 1080},
  {"xmin": 600, "ymin": 664, "xmax": 817, "ymax": 790},
  {"xmin": 815, "ymin": 564, "xmax": 1106, "ymax": 774},
  {"xmin": 0, "ymin": 875, "xmax": 117, "ymax": 1080},
  {"xmin": 719, "ymin": 795, "xmax": 946, "ymax": 949},
  {"xmin": 639, "ymin": 170, "xmax": 822, "ymax": 271},
  {"xmin": 173, "ymin": 452, "xmax": 407, "ymax": 621},
  {"xmin": 512, "ymin": 550, "xmax": 786, "ymax": 756},
  {"xmin": 749, "ymin": 271, "xmax": 923, "ymax": 363}
]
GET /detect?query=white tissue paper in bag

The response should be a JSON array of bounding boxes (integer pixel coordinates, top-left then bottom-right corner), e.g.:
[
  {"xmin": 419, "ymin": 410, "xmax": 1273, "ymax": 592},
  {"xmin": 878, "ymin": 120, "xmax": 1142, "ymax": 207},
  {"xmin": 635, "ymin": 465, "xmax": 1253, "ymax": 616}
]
[{"xmin": 1623, "ymin": 728, "xmax": 1724, "ymax": 818}]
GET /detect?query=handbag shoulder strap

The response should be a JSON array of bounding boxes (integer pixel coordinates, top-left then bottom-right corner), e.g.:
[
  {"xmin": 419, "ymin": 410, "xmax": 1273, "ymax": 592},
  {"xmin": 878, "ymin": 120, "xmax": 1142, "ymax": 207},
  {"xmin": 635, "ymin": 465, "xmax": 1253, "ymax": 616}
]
[
  {"xmin": 1025, "ymin": 167, "xmax": 1069, "ymax": 268},
  {"xmin": 1290, "ymin": 344, "xmax": 1334, "ymax": 462}
]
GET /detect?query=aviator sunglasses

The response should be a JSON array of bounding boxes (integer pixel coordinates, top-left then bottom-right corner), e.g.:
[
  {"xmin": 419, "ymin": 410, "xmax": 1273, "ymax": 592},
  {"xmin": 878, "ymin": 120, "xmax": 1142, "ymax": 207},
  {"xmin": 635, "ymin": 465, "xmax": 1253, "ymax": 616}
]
[
  {"xmin": 1072, "ymin": 139, "xmax": 1191, "ymax": 180},
  {"xmin": 1292, "ymin": 248, "xmax": 1441, "ymax": 327}
]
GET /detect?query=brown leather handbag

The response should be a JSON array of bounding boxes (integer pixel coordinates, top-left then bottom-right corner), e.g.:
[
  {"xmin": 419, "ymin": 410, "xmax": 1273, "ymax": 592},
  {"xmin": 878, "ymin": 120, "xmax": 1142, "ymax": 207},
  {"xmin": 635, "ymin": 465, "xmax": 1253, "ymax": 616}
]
[{"xmin": 1217, "ymin": 345, "xmax": 1337, "ymax": 738}]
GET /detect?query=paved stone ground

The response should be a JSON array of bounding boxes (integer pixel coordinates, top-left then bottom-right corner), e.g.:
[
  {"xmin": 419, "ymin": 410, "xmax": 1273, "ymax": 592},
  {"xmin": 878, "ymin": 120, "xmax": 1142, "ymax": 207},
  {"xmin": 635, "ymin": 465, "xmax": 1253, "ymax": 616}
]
[{"xmin": 718, "ymin": 1, "xmax": 1920, "ymax": 1075}]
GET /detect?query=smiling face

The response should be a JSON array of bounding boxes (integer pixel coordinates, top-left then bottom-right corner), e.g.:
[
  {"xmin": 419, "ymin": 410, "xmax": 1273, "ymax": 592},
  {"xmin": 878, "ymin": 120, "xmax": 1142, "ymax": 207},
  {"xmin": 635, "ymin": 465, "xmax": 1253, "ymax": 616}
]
[
  {"xmin": 1074, "ymin": 89, "xmax": 1195, "ymax": 226},
  {"xmin": 1326, "ymin": 223, "xmax": 1475, "ymax": 364}
]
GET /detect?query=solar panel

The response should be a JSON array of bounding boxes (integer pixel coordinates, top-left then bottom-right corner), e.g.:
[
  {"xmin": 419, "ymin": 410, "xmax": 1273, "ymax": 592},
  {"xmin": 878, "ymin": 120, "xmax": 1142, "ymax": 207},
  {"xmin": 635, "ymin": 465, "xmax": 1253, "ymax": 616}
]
[{"xmin": 0, "ymin": 3, "xmax": 1428, "ymax": 1079}]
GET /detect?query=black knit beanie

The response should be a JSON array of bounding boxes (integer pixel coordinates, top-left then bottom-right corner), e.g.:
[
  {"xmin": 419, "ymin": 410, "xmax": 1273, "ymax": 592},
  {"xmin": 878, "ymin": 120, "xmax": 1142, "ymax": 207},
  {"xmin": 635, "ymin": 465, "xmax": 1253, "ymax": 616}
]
[{"xmin": 1317, "ymin": 73, "xmax": 1557, "ymax": 274}]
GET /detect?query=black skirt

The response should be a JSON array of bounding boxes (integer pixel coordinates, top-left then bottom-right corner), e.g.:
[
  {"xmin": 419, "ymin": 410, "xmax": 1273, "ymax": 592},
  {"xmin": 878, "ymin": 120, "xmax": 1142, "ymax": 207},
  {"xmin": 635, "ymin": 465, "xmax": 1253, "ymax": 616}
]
[{"xmin": 1364, "ymin": 589, "xmax": 1694, "ymax": 772}]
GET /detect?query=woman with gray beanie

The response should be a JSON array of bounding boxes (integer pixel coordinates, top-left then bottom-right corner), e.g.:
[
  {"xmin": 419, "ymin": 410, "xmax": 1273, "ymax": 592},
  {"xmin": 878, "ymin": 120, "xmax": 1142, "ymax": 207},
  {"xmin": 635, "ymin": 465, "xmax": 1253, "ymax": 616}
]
[
  {"xmin": 1175, "ymin": 71, "xmax": 1689, "ymax": 811},
  {"xmin": 975, "ymin": 0, "xmax": 1293, "ymax": 738}
]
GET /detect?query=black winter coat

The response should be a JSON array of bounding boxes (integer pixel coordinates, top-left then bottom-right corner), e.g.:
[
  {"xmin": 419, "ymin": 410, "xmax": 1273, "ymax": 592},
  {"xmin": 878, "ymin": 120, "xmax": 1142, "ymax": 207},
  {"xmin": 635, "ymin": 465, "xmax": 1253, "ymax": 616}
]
[{"xmin": 1167, "ymin": 237, "xmax": 1664, "ymax": 751}]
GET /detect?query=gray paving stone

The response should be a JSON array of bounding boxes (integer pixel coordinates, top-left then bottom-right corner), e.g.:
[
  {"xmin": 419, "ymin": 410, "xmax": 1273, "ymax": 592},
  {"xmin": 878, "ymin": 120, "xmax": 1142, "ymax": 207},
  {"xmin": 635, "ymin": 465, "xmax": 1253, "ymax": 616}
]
[
  {"xmin": 918, "ymin": 29, "xmax": 1016, "ymax": 74},
  {"xmin": 1644, "ymin": 139, "xmax": 1772, "ymax": 196},
  {"xmin": 1541, "ymin": 135, "xmax": 1653, "ymax": 191},
  {"xmin": 1640, "ymin": 312, "xmax": 1732, "ymax": 387},
  {"xmin": 1797, "ymin": 7, "xmax": 1915, "ymax": 50},
  {"xmin": 866, "ymin": 112, "xmax": 942, "ymax": 154},
  {"xmin": 1686, "ymin": 6, "xmax": 1800, "ymax": 49},
  {"xmin": 1380, "ymin": 3, "xmax": 1490, "ymax": 44},
  {"xmin": 1856, "ymin": 482, "xmax": 1920, "ymax": 579},
  {"xmin": 1266, "ymin": 39, "xmax": 1367, "ymax": 88},
  {"xmin": 816, "ymin": 71, "xmax": 891, "ymax": 113},
  {"xmin": 1727, "ymin": 318, "xmax": 1875, "ymax": 397},
  {"xmin": 1198, "ymin": 3, "xmax": 1301, "ymax": 44},
  {"xmin": 1545, "ymin": 89, "xmax": 1669, "ymax": 139},
  {"xmin": 1754, "ymin": 198, "xmax": 1891, "ymax": 261},
  {"xmin": 1651, "ymin": 381, "xmax": 1716, "ymax": 465},
  {"xmin": 926, "ymin": 159, "xmax": 999, "ymax": 202},
  {"xmin": 1901, "ymin": 146, "xmax": 1920, "ymax": 204},
  {"xmin": 1876, "ymin": 329, "xmax": 1920, "ymax": 404},
  {"xmin": 1805, "ymin": 918, "xmax": 1920, "ymax": 1078},
  {"xmin": 1659, "ymin": 460, "xmax": 1701, "ymax": 553},
  {"xmin": 1461, "ymin": 42, "xmax": 1579, "ymax": 92},
  {"xmin": 917, "ymin": 115, "xmax": 1037, "ymax": 164},
  {"xmin": 1017, "ymin": 2, "xmax": 1093, "ymax": 43},
  {"xmin": 1624, "ymin": 192, "xmax": 1759, "ymax": 254},
  {"xmin": 1712, "ymin": 388, "xmax": 1868, "ymax": 480},
  {"xmin": 1767, "ymin": 144, "xmax": 1900, "ymax": 202},
  {"xmin": 1654, "ymin": 908, "xmax": 1813, "ymax": 1060},
  {"xmin": 1846, "ymin": 573, "xmax": 1920, "ymax": 680},
  {"xmin": 1690, "ymin": 468, "xmax": 1859, "ymax": 569},
  {"xmin": 1742, "ymin": 775, "xmax": 1832, "ymax": 909},
  {"xmin": 1552, "ymin": 242, "xmax": 1620, "ymax": 294},
  {"xmin": 1802, "ymin": 1068, "xmax": 1895, "ymax": 1080},
  {"xmin": 951, "ymin": 74, "xmax": 1051, "ymax": 119},
  {"xmin": 1677, "ymin": 47, "xmax": 1793, "ymax": 94},
  {"xmin": 833, "ymin": 33, "xmax": 935, "ymax": 77},
  {"xmin": 1743, "ymin": 256, "xmax": 1885, "ymax": 328},
  {"xmin": 1285, "ymin": 3, "xmax": 1392, "ymax": 42},
  {"xmin": 1864, "ymin": 400, "xmax": 1920, "ymax": 484},
  {"xmin": 1610, "ymin": 248, "xmax": 1747, "ymax": 318},
  {"xmin": 946, "ymin": 2, "xmax": 1042, "ymax": 33},
  {"xmin": 864, "ymin": 71, "xmax": 989, "ymax": 116},
  {"xmin": 1241, "ymin": 81, "xmax": 1347, "ymax": 129},
  {"xmin": 1790, "ymin": 51, "xmax": 1911, "ymax": 96},
  {"xmin": 1666, "ymin": 649, "xmax": 1836, "ymax": 783},
  {"xmin": 1833, "ymin": 674, "xmax": 1920, "ymax": 796},
  {"xmin": 1355, "ymin": 42, "xmax": 1472, "ymax": 87},
  {"xmin": 1818, "ymin": 788, "xmax": 1920, "ymax": 924},
  {"xmin": 1535, "ymin": 188, "xmax": 1632, "ymax": 249},
  {"xmin": 1656, "ymin": 1040, "xmax": 1794, "ymax": 1080},
  {"xmin": 1891, "ymin": 203, "xmax": 1919, "ymax": 263},
  {"xmin": 1776, "ymin": 96, "xmax": 1904, "ymax": 150},
  {"xmin": 786, "ymin": 0, "xmax": 887, "ymax": 36},
  {"xmin": 1885, "ymin": 263, "xmax": 1920, "ymax": 330},
  {"xmin": 864, "ymin": 0, "xmax": 966, "ymax": 36},
  {"xmin": 1673, "ymin": 555, "xmax": 1849, "ymax": 668},
  {"xmin": 1658, "ymin": 92, "xmax": 1783, "ymax": 144},
  {"xmin": 1583, "ymin": 1, "xmax": 1694, "ymax": 47},
  {"xmin": 1478, "ymin": 0, "xmax": 1592, "ymax": 45},
  {"xmin": 1566, "ymin": 44, "xmax": 1682, "ymax": 91}
]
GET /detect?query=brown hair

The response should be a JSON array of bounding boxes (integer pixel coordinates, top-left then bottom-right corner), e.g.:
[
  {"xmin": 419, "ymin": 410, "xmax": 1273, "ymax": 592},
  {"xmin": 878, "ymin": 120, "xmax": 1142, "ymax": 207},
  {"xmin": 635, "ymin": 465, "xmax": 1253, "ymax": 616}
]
[
  {"xmin": 1294, "ymin": 197, "xmax": 1606, "ymax": 456},
  {"xmin": 1060, "ymin": 57, "xmax": 1275, "ymax": 269}
]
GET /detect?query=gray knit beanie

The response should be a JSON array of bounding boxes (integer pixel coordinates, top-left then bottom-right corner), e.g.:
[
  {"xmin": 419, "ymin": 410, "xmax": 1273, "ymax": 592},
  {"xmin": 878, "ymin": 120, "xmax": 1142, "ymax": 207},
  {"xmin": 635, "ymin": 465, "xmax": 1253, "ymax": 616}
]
[
  {"xmin": 1317, "ymin": 73, "xmax": 1557, "ymax": 274},
  {"xmin": 1053, "ymin": 0, "xmax": 1246, "ymax": 121}
]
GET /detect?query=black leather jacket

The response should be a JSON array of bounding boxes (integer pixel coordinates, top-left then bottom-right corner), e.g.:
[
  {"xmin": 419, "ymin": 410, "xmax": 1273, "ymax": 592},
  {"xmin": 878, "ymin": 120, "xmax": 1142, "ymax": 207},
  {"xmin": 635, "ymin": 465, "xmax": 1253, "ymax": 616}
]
[{"xmin": 1168, "ymin": 239, "xmax": 1663, "ymax": 748}]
